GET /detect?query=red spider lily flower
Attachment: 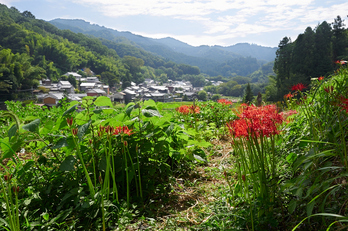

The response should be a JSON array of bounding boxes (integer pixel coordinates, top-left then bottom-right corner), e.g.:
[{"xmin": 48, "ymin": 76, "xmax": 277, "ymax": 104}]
[
  {"xmin": 284, "ymin": 93, "xmax": 294, "ymax": 99},
  {"xmin": 227, "ymin": 105, "xmax": 284, "ymax": 138},
  {"xmin": 218, "ymin": 99, "xmax": 233, "ymax": 106},
  {"xmin": 291, "ymin": 83, "xmax": 307, "ymax": 92},
  {"xmin": 66, "ymin": 118, "xmax": 73, "ymax": 127},
  {"xmin": 113, "ymin": 126, "xmax": 133, "ymax": 136},
  {"xmin": 336, "ymin": 60, "xmax": 347, "ymax": 65},
  {"xmin": 176, "ymin": 105, "xmax": 200, "ymax": 114},
  {"xmin": 190, "ymin": 105, "xmax": 200, "ymax": 114},
  {"xmin": 318, "ymin": 76, "xmax": 324, "ymax": 81},
  {"xmin": 323, "ymin": 86, "xmax": 334, "ymax": 93}
]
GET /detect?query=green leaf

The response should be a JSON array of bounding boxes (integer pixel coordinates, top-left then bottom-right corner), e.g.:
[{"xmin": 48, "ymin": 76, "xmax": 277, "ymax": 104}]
[
  {"xmin": 23, "ymin": 116, "xmax": 39, "ymax": 121},
  {"xmin": 286, "ymin": 152, "xmax": 297, "ymax": 164},
  {"xmin": 59, "ymin": 155, "xmax": 76, "ymax": 171},
  {"xmin": 125, "ymin": 104, "xmax": 135, "ymax": 117},
  {"xmin": 0, "ymin": 138, "xmax": 22, "ymax": 160},
  {"xmin": 40, "ymin": 120, "xmax": 54, "ymax": 135},
  {"xmin": 102, "ymin": 108, "xmax": 115, "ymax": 114},
  {"xmin": 307, "ymin": 201, "xmax": 315, "ymax": 216},
  {"xmin": 22, "ymin": 119, "xmax": 40, "ymax": 133},
  {"xmin": 143, "ymin": 99, "xmax": 157, "ymax": 108},
  {"xmin": 288, "ymin": 200, "xmax": 297, "ymax": 214},
  {"xmin": 42, "ymin": 212, "xmax": 49, "ymax": 221},
  {"xmin": 62, "ymin": 104, "xmax": 78, "ymax": 117},
  {"xmin": 78, "ymin": 121, "xmax": 91, "ymax": 141},
  {"xmin": 52, "ymin": 137, "xmax": 68, "ymax": 149},
  {"xmin": 94, "ymin": 96, "xmax": 113, "ymax": 107},
  {"xmin": 8, "ymin": 124, "xmax": 18, "ymax": 140},
  {"xmin": 165, "ymin": 123, "xmax": 175, "ymax": 136},
  {"xmin": 142, "ymin": 109, "xmax": 162, "ymax": 118}
]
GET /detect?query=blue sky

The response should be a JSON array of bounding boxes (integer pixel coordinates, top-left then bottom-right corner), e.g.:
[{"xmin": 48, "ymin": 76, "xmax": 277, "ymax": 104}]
[{"xmin": 1, "ymin": 0, "xmax": 348, "ymax": 48}]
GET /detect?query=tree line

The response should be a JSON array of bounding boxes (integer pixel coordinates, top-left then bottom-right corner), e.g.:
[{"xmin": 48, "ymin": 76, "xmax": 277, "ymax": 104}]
[{"xmin": 268, "ymin": 16, "xmax": 348, "ymax": 101}]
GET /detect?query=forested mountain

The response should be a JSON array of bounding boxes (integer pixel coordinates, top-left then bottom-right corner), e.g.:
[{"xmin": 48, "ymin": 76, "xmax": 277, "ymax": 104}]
[
  {"xmin": 0, "ymin": 4, "xmax": 204, "ymax": 100},
  {"xmin": 50, "ymin": 18, "xmax": 277, "ymax": 76},
  {"xmin": 268, "ymin": 16, "xmax": 348, "ymax": 101}
]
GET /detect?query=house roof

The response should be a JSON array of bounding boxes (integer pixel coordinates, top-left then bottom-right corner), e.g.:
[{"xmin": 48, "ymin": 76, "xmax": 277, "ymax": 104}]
[
  {"xmin": 80, "ymin": 82, "xmax": 96, "ymax": 87},
  {"xmin": 87, "ymin": 77, "xmax": 98, "ymax": 80},
  {"xmin": 64, "ymin": 72, "xmax": 82, "ymax": 78},
  {"xmin": 123, "ymin": 89, "xmax": 136, "ymax": 95},
  {"xmin": 59, "ymin": 81, "xmax": 71, "ymax": 85},
  {"xmin": 60, "ymin": 85, "xmax": 73, "ymax": 89},
  {"xmin": 88, "ymin": 89, "xmax": 106, "ymax": 94},
  {"xmin": 44, "ymin": 93, "xmax": 64, "ymax": 100},
  {"xmin": 184, "ymin": 92, "xmax": 196, "ymax": 96}
]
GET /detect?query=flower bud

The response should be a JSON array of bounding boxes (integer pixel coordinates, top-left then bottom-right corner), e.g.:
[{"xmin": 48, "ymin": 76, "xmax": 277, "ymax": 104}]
[
  {"xmin": 4, "ymin": 174, "xmax": 12, "ymax": 182},
  {"xmin": 66, "ymin": 117, "xmax": 73, "ymax": 127},
  {"xmin": 72, "ymin": 128, "xmax": 78, "ymax": 136},
  {"xmin": 12, "ymin": 186, "xmax": 19, "ymax": 193},
  {"xmin": 242, "ymin": 175, "xmax": 246, "ymax": 182}
]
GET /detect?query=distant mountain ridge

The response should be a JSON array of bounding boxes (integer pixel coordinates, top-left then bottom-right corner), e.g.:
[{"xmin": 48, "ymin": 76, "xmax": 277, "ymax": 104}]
[{"xmin": 49, "ymin": 18, "xmax": 277, "ymax": 76}]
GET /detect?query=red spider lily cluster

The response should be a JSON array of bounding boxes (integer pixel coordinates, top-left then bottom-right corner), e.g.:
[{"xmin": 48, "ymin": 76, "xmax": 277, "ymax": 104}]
[
  {"xmin": 98, "ymin": 125, "xmax": 133, "ymax": 136},
  {"xmin": 284, "ymin": 93, "xmax": 294, "ymax": 99},
  {"xmin": 114, "ymin": 126, "xmax": 133, "ymax": 136},
  {"xmin": 335, "ymin": 60, "xmax": 347, "ymax": 65},
  {"xmin": 176, "ymin": 105, "xmax": 200, "ymax": 114},
  {"xmin": 291, "ymin": 83, "xmax": 307, "ymax": 92},
  {"xmin": 226, "ymin": 105, "xmax": 284, "ymax": 138},
  {"xmin": 217, "ymin": 98, "xmax": 233, "ymax": 106}
]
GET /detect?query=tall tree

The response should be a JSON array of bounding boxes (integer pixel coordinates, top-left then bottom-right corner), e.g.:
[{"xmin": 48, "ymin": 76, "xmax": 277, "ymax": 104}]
[
  {"xmin": 274, "ymin": 37, "xmax": 293, "ymax": 99},
  {"xmin": 313, "ymin": 21, "xmax": 333, "ymax": 77},
  {"xmin": 332, "ymin": 15, "xmax": 348, "ymax": 59},
  {"xmin": 243, "ymin": 83, "xmax": 253, "ymax": 105}
]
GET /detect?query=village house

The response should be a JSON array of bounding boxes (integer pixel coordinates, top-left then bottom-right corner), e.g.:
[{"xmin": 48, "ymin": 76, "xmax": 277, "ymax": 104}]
[
  {"xmin": 57, "ymin": 81, "xmax": 75, "ymax": 94},
  {"xmin": 87, "ymin": 89, "xmax": 107, "ymax": 97},
  {"xmin": 80, "ymin": 82, "xmax": 97, "ymax": 92},
  {"xmin": 63, "ymin": 72, "xmax": 82, "ymax": 80}
]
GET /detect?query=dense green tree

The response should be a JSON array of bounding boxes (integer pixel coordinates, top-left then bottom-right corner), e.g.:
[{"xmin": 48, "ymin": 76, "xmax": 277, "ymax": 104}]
[
  {"xmin": 67, "ymin": 75, "xmax": 77, "ymax": 88},
  {"xmin": 197, "ymin": 90, "xmax": 207, "ymax": 101},
  {"xmin": 0, "ymin": 48, "xmax": 44, "ymax": 100},
  {"xmin": 243, "ymin": 83, "xmax": 253, "ymax": 104},
  {"xmin": 218, "ymin": 80, "xmax": 238, "ymax": 96},
  {"xmin": 332, "ymin": 15, "xmax": 348, "ymax": 59},
  {"xmin": 211, "ymin": 94, "xmax": 220, "ymax": 101},
  {"xmin": 182, "ymin": 74, "xmax": 206, "ymax": 87},
  {"xmin": 203, "ymin": 85, "xmax": 218, "ymax": 94},
  {"xmin": 100, "ymin": 71, "xmax": 119, "ymax": 87},
  {"xmin": 122, "ymin": 56, "xmax": 145, "ymax": 84},
  {"xmin": 274, "ymin": 37, "xmax": 294, "ymax": 99},
  {"xmin": 313, "ymin": 21, "xmax": 333, "ymax": 77},
  {"xmin": 291, "ymin": 27, "xmax": 315, "ymax": 81}
]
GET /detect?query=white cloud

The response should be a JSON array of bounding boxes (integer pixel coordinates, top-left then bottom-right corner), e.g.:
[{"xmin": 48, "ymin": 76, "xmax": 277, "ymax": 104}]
[
  {"xmin": 65, "ymin": 0, "xmax": 348, "ymax": 46},
  {"xmin": 0, "ymin": 0, "xmax": 18, "ymax": 5}
]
